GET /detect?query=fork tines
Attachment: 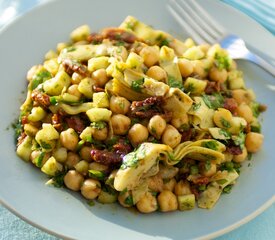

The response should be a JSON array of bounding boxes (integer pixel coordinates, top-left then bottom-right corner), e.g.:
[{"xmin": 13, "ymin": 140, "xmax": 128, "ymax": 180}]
[{"xmin": 168, "ymin": 0, "xmax": 226, "ymax": 44}]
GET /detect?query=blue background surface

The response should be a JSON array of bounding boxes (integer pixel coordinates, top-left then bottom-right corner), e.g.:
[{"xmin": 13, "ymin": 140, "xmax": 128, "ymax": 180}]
[{"xmin": 0, "ymin": 0, "xmax": 274, "ymax": 239}]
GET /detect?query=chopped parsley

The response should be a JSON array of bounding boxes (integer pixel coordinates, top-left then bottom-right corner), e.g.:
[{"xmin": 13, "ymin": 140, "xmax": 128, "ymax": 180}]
[
  {"xmin": 51, "ymin": 171, "xmax": 66, "ymax": 188},
  {"xmin": 30, "ymin": 70, "xmax": 52, "ymax": 90},
  {"xmin": 216, "ymin": 179, "xmax": 227, "ymax": 185},
  {"xmin": 120, "ymin": 145, "xmax": 146, "ymax": 170},
  {"xmin": 192, "ymin": 102, "xmax": 201, "ymax": 111},
  {"xmin": 88, "ymin": 170, "xmax": 106, "ymax": 180},
  {"xmin": 91, "ymin": 121, "xmax": 107, "ymax": 129},
  {"xmin": 223, "ymin": 184, "xmax": 233, "ymax": 194},
  {"xmin": 34, "ymin": 152, "xmax": 46, "ymax": 168},
  {"xmin": 40, "ymin": 140, "xmax": 52, "ymax": 150},
  {"xmin": 201, "ymin": 140, "xmax": 219, "ymax": 151},
  {"xmin": 204, "ymin": 160, "xmax": 211, "ymax": 171},
  {"xmin": 218, "ymin": 129, "xmax": 231, "ymax": 139},
  {"xmin": 214, "ymin": 53, "xmax": 231, "ymax": 70},
  {"xmin": 251, "ymin": 102, "xmax": 260, "ymax": 117},
  {"xmin": 185, "ymin": 83, "xmax": 195, "ymax": 93},
  {"xmin": 232, "ymin": 132, "xmax": 246, "ymax": 150},
  {"xmin": 220, "ymin": 117, "xmax": 231, "ymax": 129},
  {"xmin": 131, "ymin": 78, "xmax": 144, "ymax": 92},
  {"xmin": 66, "ymin": 46, "xmax": 77, "ymax": 52},
  {"xmin": 202, "ymin": 93, "xmax": 224, "ymax": 110},
  {"xmin": 124, "ymin": 195, "xmax": 134, "ymax": 206},
  {"xmin": 190, "ymin": 165, "xmax": 199, "ymax": 175},
  {"xmin": 167, "ymin": 76, "xmax": 184, "ymax": 90}
]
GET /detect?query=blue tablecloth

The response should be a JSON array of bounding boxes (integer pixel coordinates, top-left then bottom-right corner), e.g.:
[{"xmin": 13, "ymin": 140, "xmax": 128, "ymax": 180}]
[{"xmin": 0, "ymin": 0, "xmax": 274, "ymax": 239}]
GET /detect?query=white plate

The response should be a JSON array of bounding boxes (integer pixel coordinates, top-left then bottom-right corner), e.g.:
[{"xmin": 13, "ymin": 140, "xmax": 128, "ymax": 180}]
[{"xmin": 0, "ymin": 0, "xmax": 274, "ymax": 239}]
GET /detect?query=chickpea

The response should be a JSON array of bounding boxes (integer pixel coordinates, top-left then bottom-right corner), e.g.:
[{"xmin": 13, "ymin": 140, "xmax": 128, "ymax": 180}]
[
  {"xmin": 74, "ymin": 160, "xmax": 89, "ymax": 175},
  {"xmin": 192, "ymin": 59, "xmax": 208, "ymax": 78},
  {"xmin": 66, "ymin": 152, "xmax": 80, "ymax": 169},
  {"xmin": 163, "ymin": 178, "xmax": 177, "ymax": 192},
  {"xmin": 161, "ymin": 124, "xmax": 181, "ymax": 148},
  {"xmin": 60, "ymin": 128, "xmax": 79, "ymax": 151},
  {"xmin": 67, "ymin": 84, "xmax": 82, "ymax": 99},
  {"xmin": 52, "ymin": 147, "xmax": 67, "ymax": 163},
  {"xmin": 92, "ymin": 127, "xmax": 108, "ymax": 141},
  {"xmin": 148, "ymin": 175, "xmax": 164, "ymax": 192},
  {"xmin": 171, "ymin": 114, "xmax": 189, "ymax": 131},
  {"xmin": 92, "ymin": 68, "xmax": 108, "ymax": 87},
  {"xmin": 199, "ymin": 162, "xmax": 217, "ymax": 177},
  {"xmin": 157, "ymin": 190, "xmax": 178, "ymax": 212},
  {"xmin": 79, "ymin": 146, "xmax": 93, "ymax": 162},
  {"xmin": 148, "ymin": 115, "xmax": 166, "ymax": 139},
  {"xmin": 110, "ymin": 96, "xmax": 131, "ymax": 114},
  {"xmin": 174, "ymin": 180, "xmax": 192, "ymax": 196},
  {"xmin": 71, "ymin": 72, "xmax": 84, "ymax": 84},
  {"xmin": 128, "ymin": 123, "xmax": 149, "ymax": 147},
  {"xmin": 111, "ymin": 114, "xmax": 131, "ymax": 135},
  {"xmin": 236, "ymin": 103, "xmax": 254, "ymax": 123},
  {"xmin": 89, "ymin": 162, "xmax": 108, "ymax": 172},
  {"xmin": 232, "ymin": 89, "xmax": 252, "ymax": 105},
  {"xmin": 245, "ymin": 132, "xmax": 264, "ymax": 153},
  {"xmin": 64, "ymin": 170, "xmax": 84, "ymax": 191},
  {"xmin": 178, "ymin": 58, "xmax": 193, "ymax": 77},
  {"xmin": 233, "ymin": 147, "xmax": 248, "ymax": 163},
  {"xmin": 209, "ymin": 66, "xmax": 228, "ymax": 83},
  {"xmin": 146, "ymin": 66, "xmax": 167, "ymax": 82},
  {"xmin": 81, "ymin": 179, "xmax": 101, "ymax": 200},
  {"xmin": 139, "ymin": 46, "xmax": 159, "ymax": 67},
  {"xmin": 118, "ymin": 190, "xmax": 133, "ymax": 208},
  {"xmin": 136, "ymin": 192, "xmax": 158, "ymax": 213}
]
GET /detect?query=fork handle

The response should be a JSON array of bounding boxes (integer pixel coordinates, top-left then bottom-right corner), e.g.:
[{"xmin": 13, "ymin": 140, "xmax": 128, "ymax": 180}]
[{"xmin": 246, "ymin": 52, "xmax": 275, "ymax": 77}]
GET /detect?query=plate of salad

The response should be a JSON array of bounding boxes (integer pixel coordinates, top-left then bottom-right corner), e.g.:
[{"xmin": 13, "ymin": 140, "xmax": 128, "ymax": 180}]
[{"xmin": 0, "ymin": 0, "xmax": 274, "ymax": 239}]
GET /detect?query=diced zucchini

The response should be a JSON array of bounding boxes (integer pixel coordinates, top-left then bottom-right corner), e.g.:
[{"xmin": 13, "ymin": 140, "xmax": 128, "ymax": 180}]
[
  {"xmin": 178, "ymin": 194, "xmax": 196, "ymax": 210},
  {"xmin": 35, "ymin": 124, "xmax": 59, "ymax": 151},
  {"xmin": 86, "ymin": 108, "xmax": 112, "ymax": 122},
  {"xmin": 78, "ymin": 77, "xmax": 95, "ymax": 99},
  {"xmin": 16, "ymin": 135, "xmax": 32, "ymax": 161},
  {"xmin": 70, "ymin": 24, "xmax": 91, "ymax": 42},
  {"xmin": 23, "ymin": 124, "xmax": 39, "ymax": 137},
  {"xmin": 183, "ymin": 46, "xmax": 205, "ymax": 60},
  {"xmin": 126, "ymin": 52, "xmax": 143, "ymax": 69},
  {"xmin": 44, "ymin": 50, "xmax": 58, "ymax": 60},
  {"xmin": 41, "ymin": 156, "xmax": 63, "ymax": 176},
  {"xmin": 43, "ymin": 58, "xmax": 59, "ymax": 76},
  {"xmin": 93, "ymin": 92, "xmax": 109, "ymax": 108},
  {"xmin": 61, "ymin": 93, "xmax": 81, "ymax": 103},
  {"xmin": 97, "ymin": 188, "xmax": 118, "ymax": 204},
  {"xmin": 58, "ymin": 44, "xmax": 108, "ymax": 62},
  {"xmin": 28, "ymin": 107, "xmax": 47, "ymax": 122},
  {"xmin": 80, "ymin": 126, "xmax": 93, "ymax": 141},
  {"xmin": 43, "ymin": 71, "xmax": 71, "ymax": 96},
  {"xmin": 228, "ymin": 70, "xmax": 245, "ymax": 90},
  {"xmin": 88, "ymin": 56, "xmax": 110, "ymax": 72},
  {"xmin": 183, "ymin": 77, "xmax": 207, "ymax": 95}
]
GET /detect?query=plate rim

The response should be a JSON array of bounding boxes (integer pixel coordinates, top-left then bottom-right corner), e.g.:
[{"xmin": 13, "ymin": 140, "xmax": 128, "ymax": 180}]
[{"xmin": 0, "ymin": 0, "xmax": 274, "ymax": 239}]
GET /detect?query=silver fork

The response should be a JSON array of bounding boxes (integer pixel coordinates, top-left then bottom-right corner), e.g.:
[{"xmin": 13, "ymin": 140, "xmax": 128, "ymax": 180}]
[{"xmin": 168, "ymin": 0, "xmax": 275, "ymax": 77}]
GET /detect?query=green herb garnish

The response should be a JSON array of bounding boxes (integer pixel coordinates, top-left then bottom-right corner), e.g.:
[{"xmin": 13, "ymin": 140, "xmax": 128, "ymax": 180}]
[
  {"xmin": 88, "ymin": 170, "xmax": 106, "ymax": 180},
  {"xmin": 202, "ymin": 93, "xmax": 224, "ymax": 110},
  {"xmin": 220, "ymin": 117, "xmax": 231, "ymax": 129},
  {"xmin": 201, "ymin": 141, "xmax": 218, "ymax": 151},
  {"xmin": 167, "ymin": 76, "xmax": 184, "ymax": 90},
  {"xmin": 131, "ymin": 78, "xmax": 144, "ymax": 92}
]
